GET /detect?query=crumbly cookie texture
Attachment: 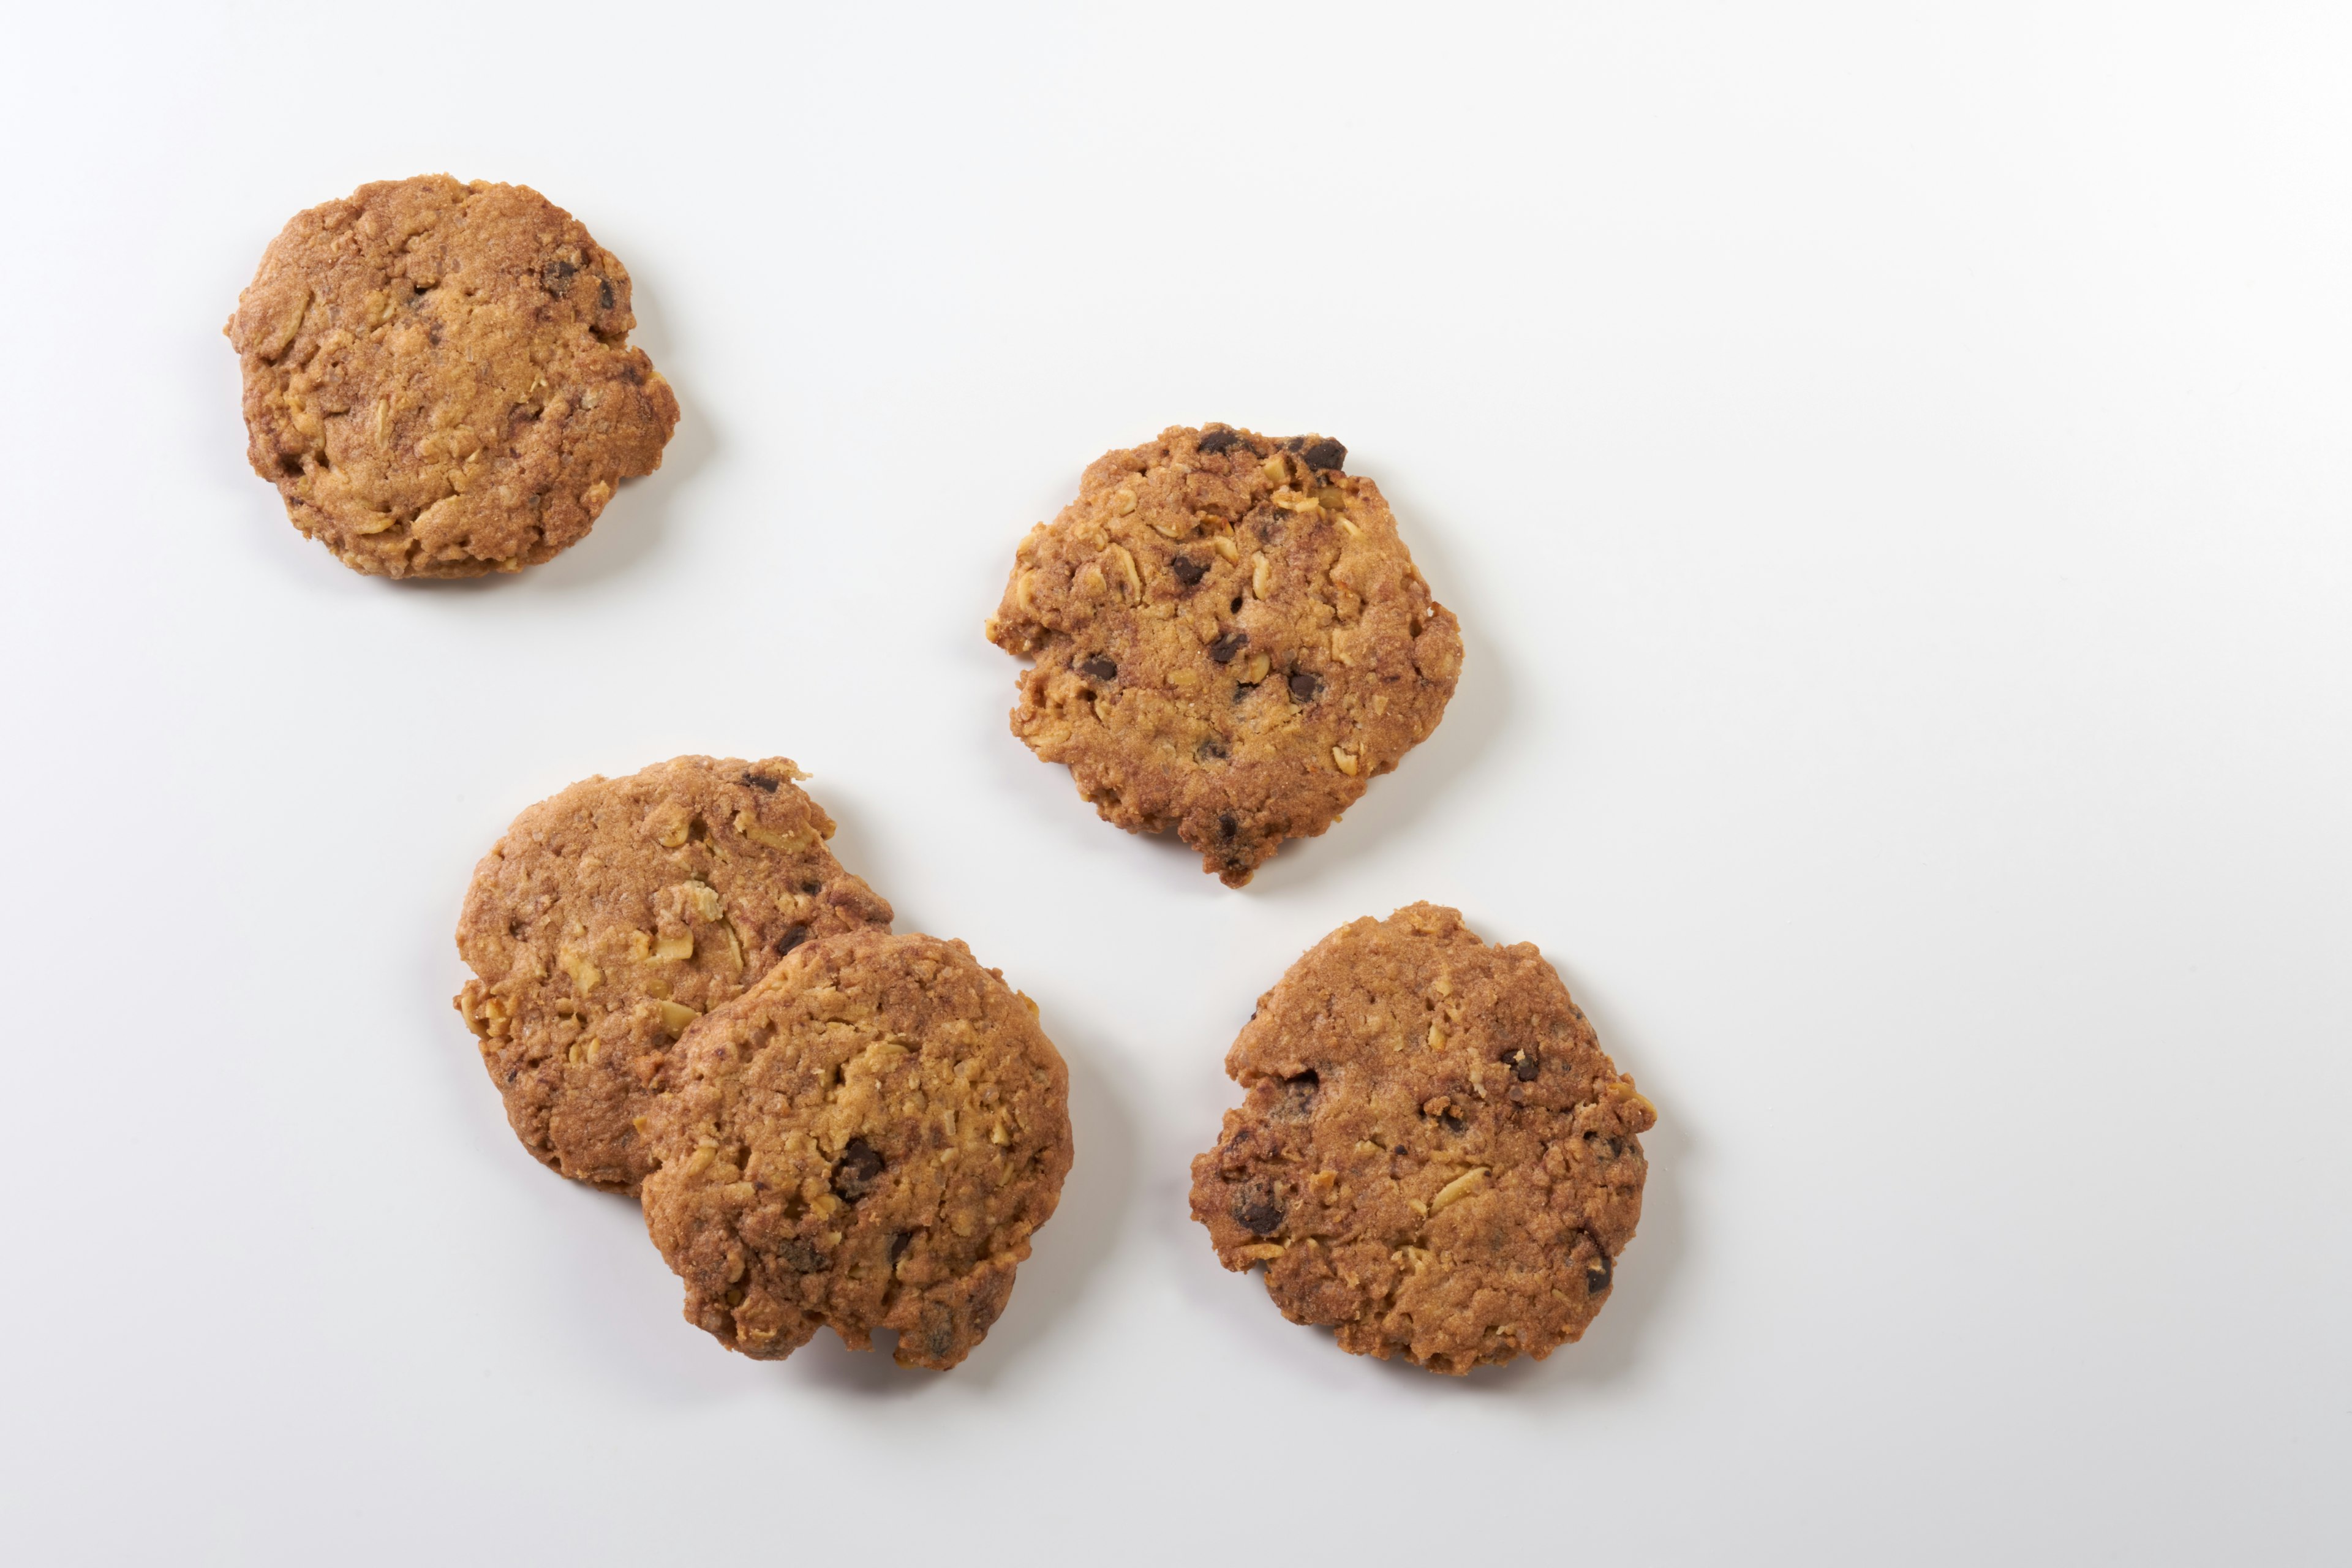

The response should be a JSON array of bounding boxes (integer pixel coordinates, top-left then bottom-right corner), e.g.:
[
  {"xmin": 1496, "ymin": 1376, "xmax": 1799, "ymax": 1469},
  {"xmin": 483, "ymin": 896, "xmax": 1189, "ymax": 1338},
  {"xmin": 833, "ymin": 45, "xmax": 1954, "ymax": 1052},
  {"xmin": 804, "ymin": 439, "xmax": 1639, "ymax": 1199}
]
[
  {"xmin": 1189, "ymin": 903, "xmax": 1654, "ymax": 1374},
  {"xmin": 643, "ymin": 930, "xmax": 1073, "ymax": 1370},
  {"xmin": 226, "ymin": 175, "xmax": 680, "ymax": 578},
  {"xmin": 986, "ymin": 425, "xmax": 1463, "ymax": 886},
  {"xmin": 454, "ymin": 757, "xmax": 891, "ymax": 1194}
]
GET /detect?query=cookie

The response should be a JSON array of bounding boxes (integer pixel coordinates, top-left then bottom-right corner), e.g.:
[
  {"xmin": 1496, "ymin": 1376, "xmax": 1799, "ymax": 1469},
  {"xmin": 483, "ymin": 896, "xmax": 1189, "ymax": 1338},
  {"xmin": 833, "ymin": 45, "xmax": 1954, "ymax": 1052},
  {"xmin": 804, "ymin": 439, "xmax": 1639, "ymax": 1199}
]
[
  {"xmin": 643, "ymin": 930, "xmax": 1073, "ymax": 1370},
  {"xmin": 454, "ymin": 757, "xmax": 891, "ymax": 1194},
  {"xmin": 1189, "ymin": 903, "xmax": 1654, "ymax": 1374},
  {"xmin": 986, "ymin": 425, "xmax": 1463, "ymax": 886},
  {"xmin": 226, "ymin": 175, "xmax": 680, "ymax": 578}
]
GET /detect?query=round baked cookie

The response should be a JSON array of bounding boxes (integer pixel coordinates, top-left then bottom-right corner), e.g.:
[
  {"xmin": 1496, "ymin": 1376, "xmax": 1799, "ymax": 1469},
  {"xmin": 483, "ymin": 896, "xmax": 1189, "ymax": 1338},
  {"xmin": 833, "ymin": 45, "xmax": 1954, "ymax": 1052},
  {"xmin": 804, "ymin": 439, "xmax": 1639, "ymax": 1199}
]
[
  {"xmin": 1189, "ymin": 902, "xmax": 1655, "ymax": 1374},
  {"xmin": 454, "ymin": 757, "xmax": 891, "ymax": 1194},
  {"xmin": 643, "ymin": 930, "xmax": 1073, "ymax": 1370},
  {"xmin": 225, "ymin": 174, "xmax": 680, "ymax": 578},
  {"xmin": 986, "ymin": 425, "xmax": 1464, "ymax": 887}
]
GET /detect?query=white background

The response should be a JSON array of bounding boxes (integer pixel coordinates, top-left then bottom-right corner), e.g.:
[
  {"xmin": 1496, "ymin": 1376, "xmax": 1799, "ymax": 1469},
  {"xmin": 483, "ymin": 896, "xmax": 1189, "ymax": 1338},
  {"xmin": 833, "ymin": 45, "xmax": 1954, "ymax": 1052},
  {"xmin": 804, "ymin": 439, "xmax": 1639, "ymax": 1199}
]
[{"xmin": 2, "ymin": 3, "xmax": 2345, "ymax": 1562}]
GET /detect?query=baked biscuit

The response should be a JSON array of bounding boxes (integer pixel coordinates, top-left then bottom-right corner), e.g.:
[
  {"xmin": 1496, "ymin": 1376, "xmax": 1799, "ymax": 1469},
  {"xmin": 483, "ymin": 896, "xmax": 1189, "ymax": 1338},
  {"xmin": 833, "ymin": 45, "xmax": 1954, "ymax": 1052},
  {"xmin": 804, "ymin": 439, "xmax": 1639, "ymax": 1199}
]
[
  {"xmin": 643, "ymin": 930, "xmax": 1073, "ymax": 1370},
  {"xmin": 986, "ymin": 425, "xmax": 1463, "ymax": 886},
  {"xmin": 454, "ymin": 757, "xmax": 891, "ymax": 1194},
  {"xmin": 1189, "ymin": 903, "xmax": 1654, "ymax": 1374},
  {"xmin": 227, "ymin": 175, "xmax": 679, "ymax": 577}
]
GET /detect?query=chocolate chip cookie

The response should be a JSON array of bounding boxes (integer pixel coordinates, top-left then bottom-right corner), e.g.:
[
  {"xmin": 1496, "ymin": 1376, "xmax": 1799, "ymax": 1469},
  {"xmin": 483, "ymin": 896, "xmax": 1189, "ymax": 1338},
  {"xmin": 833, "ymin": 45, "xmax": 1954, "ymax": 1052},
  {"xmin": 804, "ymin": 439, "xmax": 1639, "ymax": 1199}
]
[
  {"xmin": 1189, "ymin": 903, "xmax": 1654, "ymax": 1374},
  {"xmin": 454, "ymin": 757, "xmax": 891, "ymax": 1194},
  {"xmin": 986, "ymin": 426, "xmax": 1464, "ymax": 886},
  {"xmin": 226, "ymin": 175, "xmax": 680, "ymax": 577},
  {"xmin": 643, "ymin": 930, "xmax": 1073, "ymax": 1370}
]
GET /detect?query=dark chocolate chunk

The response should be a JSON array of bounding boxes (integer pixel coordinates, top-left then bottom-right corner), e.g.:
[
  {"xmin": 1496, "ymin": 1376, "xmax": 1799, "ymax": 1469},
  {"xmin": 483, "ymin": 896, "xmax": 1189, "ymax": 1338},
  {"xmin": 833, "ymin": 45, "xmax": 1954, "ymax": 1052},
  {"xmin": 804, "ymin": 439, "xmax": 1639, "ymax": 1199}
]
[
  {"xmin": 541, "ymin": 257, "xmax": 578, "ymax": 293},
  {"xmin": 1195, "ymin": 737, "xmax": 1229, "ymax": 762},
  {"xmin": 1077, "ymin": 655, "xmax": 1118, "ymax": 682},
  {"xmin": 1584, "ymin": 1247, "xmax": 1614, "ymax": 1294},
  {"xmin": 1282, "ymin": 436, "xmax": 1305, "ymax": 452},
  {"xmin": 1234, "ymin": 1183, "xmax": 1284, "ymax": 1235},
  {"xmin": 1439, "ymin": 1107, "xmax": 1468, "ymax": 1134},
  {"xmin": 831, "ymin": 1137, "xmax": 886, "ymax": 1201},
  {"xmin": 1287, "ymin": 669, "xmax": 1323, "ymax": 703},
  {"xmin": 1300, "ymin": 437, "xmax": 1346, "ymax": 471},
  {"xmin": 1208, "ymin": 630, "xmax": 1248, "ymax": 664},
  {"xmin": 888, "ymin": 1231, "xmax": 913, "ymax": 1264},
  {"xmin": 597, "ymin": 278, "xmax": 616, "ymax": 311},
  {"xmin": 1197, "ymin": 428, "xmax": 1242, "ymax": 454},
  {"xmin": 1507, "ymin": 1048, "xmax": 1540, "ymax": 1082},
  {"xmin": 1171, "ymin": 554, "xmax": 1207, "ymax": 586},
  {"xmin": 775, "ymin": 924, "xmax": 810, "ymax": 956},
  {"xmin": 741, "ymin": 772, "xmax": 782, "ymax": 793},
  {"xmin": 1218, "ymin": 812, "xmax": 1238, "ymax": 839}
]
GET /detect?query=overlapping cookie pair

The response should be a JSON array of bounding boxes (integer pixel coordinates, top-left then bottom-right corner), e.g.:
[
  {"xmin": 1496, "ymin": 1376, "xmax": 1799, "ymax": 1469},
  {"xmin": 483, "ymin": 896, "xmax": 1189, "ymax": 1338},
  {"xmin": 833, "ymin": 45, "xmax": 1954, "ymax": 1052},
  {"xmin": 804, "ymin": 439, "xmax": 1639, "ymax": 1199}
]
[{"xmin": 454, "ymin": 757, "xmax": 1072, "ymax": 1370}]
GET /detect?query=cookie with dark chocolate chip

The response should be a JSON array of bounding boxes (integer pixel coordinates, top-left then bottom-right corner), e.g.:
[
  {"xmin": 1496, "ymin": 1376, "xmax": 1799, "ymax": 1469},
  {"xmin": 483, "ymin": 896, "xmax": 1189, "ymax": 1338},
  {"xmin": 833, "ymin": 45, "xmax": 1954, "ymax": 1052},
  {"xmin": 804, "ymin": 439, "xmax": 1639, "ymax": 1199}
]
[
  {"xmin": 226, "ymin": 175, "xmax": 679, "ymax": 577},
  {"xmin": 1189, "ymin": 903, "xmax": 1655, "ymax": 1374},
  {"xmin": 642, "ymin": 930, "xmax": 1074, "ymax": 1370},
  {"xmin": 985, "ymin": 424, "xmax": 1464, "ymax": 886},
  {"xmin": 453, "ymin": 756, "xmax": 891, "ymax": 1194}
]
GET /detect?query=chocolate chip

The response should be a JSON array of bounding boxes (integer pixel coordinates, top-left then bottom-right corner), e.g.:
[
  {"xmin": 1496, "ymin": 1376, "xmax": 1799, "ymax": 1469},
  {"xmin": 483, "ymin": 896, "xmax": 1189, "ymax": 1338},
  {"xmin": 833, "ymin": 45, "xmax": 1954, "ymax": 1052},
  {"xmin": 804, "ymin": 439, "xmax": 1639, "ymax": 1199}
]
[
  {"xmin": 831, "ymin": 1137, "xmax": 885, "ymax": 1200},
  {"xmin": 1440, "ymin": 1108, "xmax": 1468, "ymax": 1134},
  {"xmin": 799, "ymin": 878, "xmax": 822, "ymax": 895},
  {"xmin": 888, "ymin": 1231, "xmax": 913, "ymax": 1264},
  {"xmin": 1282, "ymin": 436, "xmax": 1305, "ymax": 451},
  {"xmin": 742, "ymin": 773, "xmax": 781, "ymax": 793},
  {"xmin": 541, "ymin": 257, "xmax": 577, "ymax": 293},
  {"xmin": 1287, "ymin": 669, "xmax": 1323, "ymax": 703},
  {"xmin": 777, "ymin": 1238, "xmax": 826, "ymax": 1273},
  {"xmin": 775, "ymin": 924, "xmax": 809, "ymax": 956},
  {"xmin": 1300, "ymin": 437, "xmax": 1346, "ymax": 472},
  {"xmin": 1171, "ymin": 555, "xmax": 1207, "ymax": 586},
  {"xmin": 1195, "ymin": 737, "xmax": 1229, "ymax": 762},
  {"xmin": 1208, "ymin": 630, "xmax": 1248, "ymax": 663},
  {"xmin": 1077, "ymin": 655, "xmax": 1118, "ymax": 682},
  {"xmin": 1584, "ymin": 1248, "xmax": 1613, "ymax": 1294},
  {"xmin": 1218, "ymin": 812, "xmax": 1238, "ymax": 839},
  {"xmin": 1234, "ymin": 1183, "xmax": 1283, "ymax": 1235},
  {"xmin": 1231, "ymin": 682, "xmax": 1252, "ymax": 703},
  {"xmin": 597, "ymin": 278, "xmax": 616, "ymax": 311},
  {"xmin": 1197, "ymin": 429, "xmax": 1242, "ymax": 454},
  {"xmin": 1508, "ymin": 1048, "xmax": 1540, "ymax": 1082},
  {"xmin": 1230, "ymin": 596, "xmax": 1244, "ymax": 613}
]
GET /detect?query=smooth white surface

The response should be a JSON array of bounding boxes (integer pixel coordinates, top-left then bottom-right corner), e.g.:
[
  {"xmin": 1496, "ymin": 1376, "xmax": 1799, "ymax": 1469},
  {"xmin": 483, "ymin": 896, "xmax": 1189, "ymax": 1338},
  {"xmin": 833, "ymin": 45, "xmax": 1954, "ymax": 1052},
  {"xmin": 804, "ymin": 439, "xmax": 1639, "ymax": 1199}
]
[{"xmin": 2, "ymin": 4, "xmax": 2346, "ymax": 1562}]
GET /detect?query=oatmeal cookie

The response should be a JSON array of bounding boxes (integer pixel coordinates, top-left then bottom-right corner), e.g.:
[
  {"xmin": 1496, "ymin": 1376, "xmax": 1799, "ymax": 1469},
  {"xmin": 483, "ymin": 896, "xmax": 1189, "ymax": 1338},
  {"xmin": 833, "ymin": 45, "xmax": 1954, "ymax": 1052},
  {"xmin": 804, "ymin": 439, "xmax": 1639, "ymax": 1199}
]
[
  {"xmin": 986, "ymin": 425, "xmax": 1463, "ymax": 886},
  {"xmin": 227, "ymin": 175, "xmax": 679, "ymax": 577},
  {"xmin": 643, "ymin": 930, "xmax": 1073, "ymax": 1370},
  {"xmin": 454, "ymin": 757, "xmax": 891, "ymax": 1194},
  {"xmin": 1189, "ymin": 903, "xmax": 1654, "ymax": 1374}
]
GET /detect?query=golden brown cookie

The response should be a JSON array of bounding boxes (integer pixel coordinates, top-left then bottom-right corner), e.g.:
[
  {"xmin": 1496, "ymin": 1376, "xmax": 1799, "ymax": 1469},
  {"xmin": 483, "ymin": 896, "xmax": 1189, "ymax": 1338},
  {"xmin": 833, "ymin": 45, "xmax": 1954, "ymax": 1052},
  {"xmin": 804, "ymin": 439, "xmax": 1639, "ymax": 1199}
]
[
  {"xmin": 226, "ymin": 175, "xmax": 680, "ymax": 578},
  {"xmin": 454, "ymin": 757, "xmax": 891, "ymax": 1194},
  {"xmin": 643, "ymin": 930, "xmax": 1073, "ymax": 1370},
  {"xmin": 986, "ymin": 425, "xmax": 1463, "ymax": 886},
  {"xmin": 1189, "ymin": 903, "xmax": 1655, "ymax": 1374}
]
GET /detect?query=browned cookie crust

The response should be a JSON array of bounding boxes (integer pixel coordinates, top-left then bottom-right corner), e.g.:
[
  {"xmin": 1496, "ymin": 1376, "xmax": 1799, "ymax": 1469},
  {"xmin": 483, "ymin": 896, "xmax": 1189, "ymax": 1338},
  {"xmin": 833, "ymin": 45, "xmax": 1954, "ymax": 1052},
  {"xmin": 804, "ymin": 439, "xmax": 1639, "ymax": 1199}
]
[
  {"xmin": 454, "ymin": 757, "xmax": 891, "ymax": 1194},
  {"xmin": 986, "ymin": 425, "xmax": 1463, "ymax": 886},
  {"xmin": 226, "ymin": 175, "xmax": 680, "ymax": 578},
  {"xmin": 643, "ymin": 930, "xmax": 1073, "ymax": 1370},
  {"xmin": 1189, "ymin": 903, "xmax": 1655, "ymax": 1374}
]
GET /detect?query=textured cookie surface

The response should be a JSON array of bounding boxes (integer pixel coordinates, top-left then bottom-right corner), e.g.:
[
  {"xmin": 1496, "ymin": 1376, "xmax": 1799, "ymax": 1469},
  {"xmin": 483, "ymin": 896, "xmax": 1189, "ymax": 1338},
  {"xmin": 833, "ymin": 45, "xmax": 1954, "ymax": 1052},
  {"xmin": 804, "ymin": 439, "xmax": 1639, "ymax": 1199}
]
[
  {"xmin": 226, "ymin": 175, "xmax": 680, "ymax": 577},
  {"xmin": 986, "ymin": 425, "xmax": 1463, "ymax": 886},
  {"xmin": 454, "ymin": 757, "xmax": 891, "ymax": 1194},
  {"xmin": 643, "ymin": 930, "xmax": 1072, "ymax": 1370},
  {"xmin": 1189, "ymin": 903, "xmax": 1654, "ymax": 1374}
]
